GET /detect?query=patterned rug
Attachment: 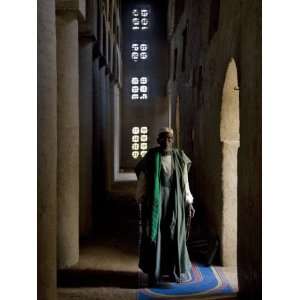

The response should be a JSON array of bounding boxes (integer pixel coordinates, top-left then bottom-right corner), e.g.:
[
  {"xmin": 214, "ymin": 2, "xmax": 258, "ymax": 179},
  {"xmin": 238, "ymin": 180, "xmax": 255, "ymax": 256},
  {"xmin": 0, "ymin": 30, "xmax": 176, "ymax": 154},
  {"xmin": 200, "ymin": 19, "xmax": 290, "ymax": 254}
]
[{"xmin": 137, "ymin": 264, "xmax": 236, "ymax": 300}]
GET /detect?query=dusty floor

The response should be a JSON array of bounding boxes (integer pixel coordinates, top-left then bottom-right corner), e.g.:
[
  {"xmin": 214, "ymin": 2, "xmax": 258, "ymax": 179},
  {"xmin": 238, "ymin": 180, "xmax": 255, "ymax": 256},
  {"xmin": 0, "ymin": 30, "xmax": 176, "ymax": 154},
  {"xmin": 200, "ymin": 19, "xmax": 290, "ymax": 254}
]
[{"xmin": 58, "ymin": 199, "xmax": 238, "ymax": 300}]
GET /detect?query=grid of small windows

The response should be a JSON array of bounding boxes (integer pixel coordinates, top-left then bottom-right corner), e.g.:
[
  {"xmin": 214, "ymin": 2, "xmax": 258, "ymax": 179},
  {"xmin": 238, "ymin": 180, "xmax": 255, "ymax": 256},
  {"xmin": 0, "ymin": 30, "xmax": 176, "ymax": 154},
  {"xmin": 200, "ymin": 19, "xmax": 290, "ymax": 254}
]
[
  {"xmin": 131, "ymin": 77, "xmax": 148, "ymax": 100},
  {"xmin": 131, "ymin": 126, "xmax": 148, "ymax": 159},
  {"xmin": 129, "ymin": 7, "xmax": 150, "ymax": 160},
  {"xmin": 132, "ymin": 9, "xmax": 149, "ymax": 30},
  {"xmin": 131, "ymin": 43, "xmax": 148, "ymax": 62}
]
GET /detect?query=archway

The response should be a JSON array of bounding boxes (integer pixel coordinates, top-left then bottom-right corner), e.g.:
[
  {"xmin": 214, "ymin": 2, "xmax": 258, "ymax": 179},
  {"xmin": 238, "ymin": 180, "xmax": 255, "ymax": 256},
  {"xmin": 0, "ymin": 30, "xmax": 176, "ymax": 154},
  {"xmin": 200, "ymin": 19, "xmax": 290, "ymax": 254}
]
[{"xmin": 220, "ymin": 58, "xmax": 240, "ymax": 266}]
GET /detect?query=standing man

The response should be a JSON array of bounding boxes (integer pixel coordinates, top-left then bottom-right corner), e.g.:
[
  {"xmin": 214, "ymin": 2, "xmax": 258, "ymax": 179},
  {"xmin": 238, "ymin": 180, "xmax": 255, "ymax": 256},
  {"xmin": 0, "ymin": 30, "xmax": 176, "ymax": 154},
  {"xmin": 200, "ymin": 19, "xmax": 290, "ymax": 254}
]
[{"xmin": 135, "ymin": 127, "xmax": 195, "ymax": 286}]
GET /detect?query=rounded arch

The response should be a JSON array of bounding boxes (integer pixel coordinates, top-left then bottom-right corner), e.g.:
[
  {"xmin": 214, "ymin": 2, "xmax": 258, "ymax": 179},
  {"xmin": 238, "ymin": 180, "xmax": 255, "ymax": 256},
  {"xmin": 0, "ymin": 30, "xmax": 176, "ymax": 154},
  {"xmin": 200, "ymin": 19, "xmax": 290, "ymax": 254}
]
[
  {"xmin": 220, "ymin": 58, "xmax": 240, "ymax": 143},
  {"xmin": 220, "ymin": 58, "xmax": 240, "ymax": 267}
]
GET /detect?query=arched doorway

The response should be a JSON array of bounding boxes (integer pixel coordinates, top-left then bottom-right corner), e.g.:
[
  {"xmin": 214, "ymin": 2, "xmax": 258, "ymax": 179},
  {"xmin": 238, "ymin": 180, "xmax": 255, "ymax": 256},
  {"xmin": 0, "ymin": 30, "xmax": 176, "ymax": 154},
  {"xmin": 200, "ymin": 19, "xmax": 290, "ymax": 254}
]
[{"xmin": 220, "ymin": 58, "xmax": 240, "ymax": 266}]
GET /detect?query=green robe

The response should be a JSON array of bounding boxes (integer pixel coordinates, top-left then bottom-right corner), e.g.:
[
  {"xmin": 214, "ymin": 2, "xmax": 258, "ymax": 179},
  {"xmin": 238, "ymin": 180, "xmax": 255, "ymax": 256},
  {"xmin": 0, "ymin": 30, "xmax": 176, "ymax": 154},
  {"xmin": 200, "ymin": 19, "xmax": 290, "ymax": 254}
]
[{"xmin": 135, "ymin": 147, "xmax": 192, "ymax": 282}]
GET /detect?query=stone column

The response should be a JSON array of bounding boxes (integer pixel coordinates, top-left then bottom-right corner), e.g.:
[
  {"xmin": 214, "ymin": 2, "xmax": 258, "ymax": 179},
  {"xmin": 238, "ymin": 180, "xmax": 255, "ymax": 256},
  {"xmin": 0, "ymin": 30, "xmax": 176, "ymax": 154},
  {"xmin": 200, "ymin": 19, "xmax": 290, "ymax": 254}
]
[
  {"xmin": 56, "ymin": 0, "xmax": 86, "ymax": 269},
  {"xmin": 79, "ymin": 0, "xmax": 97, "ymax": 237},
  {"xmin": 79, "ymin": 38, "xmax": 93, "ymax": 236},
  {"xmin": 37, "ymin": 0, "xmax": 57, "ymax": 299}
]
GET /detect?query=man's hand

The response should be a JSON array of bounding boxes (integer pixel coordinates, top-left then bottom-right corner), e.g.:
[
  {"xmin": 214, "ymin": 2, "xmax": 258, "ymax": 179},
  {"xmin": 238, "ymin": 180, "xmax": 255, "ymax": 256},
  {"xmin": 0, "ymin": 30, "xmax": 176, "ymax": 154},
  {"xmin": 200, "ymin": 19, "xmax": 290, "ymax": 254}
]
[{"xmin": 188, "ymin": 204, "xmax": 196, "ymax": 218}]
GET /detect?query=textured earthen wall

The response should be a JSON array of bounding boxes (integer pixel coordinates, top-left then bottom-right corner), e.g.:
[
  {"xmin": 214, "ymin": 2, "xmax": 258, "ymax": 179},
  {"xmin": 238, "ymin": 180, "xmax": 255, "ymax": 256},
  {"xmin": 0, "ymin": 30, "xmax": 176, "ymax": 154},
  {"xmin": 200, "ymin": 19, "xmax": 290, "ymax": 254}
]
[
  {"xmin": 37, "ymin": 0, "xmax": 57, "ymax": 298},
  {"xmin": 237, "ymin": 0, "xmax": 261, "ymax": 298},
  {"xmin": 168, "ymin": 0, "xmax": 261, "ymax": 297}
]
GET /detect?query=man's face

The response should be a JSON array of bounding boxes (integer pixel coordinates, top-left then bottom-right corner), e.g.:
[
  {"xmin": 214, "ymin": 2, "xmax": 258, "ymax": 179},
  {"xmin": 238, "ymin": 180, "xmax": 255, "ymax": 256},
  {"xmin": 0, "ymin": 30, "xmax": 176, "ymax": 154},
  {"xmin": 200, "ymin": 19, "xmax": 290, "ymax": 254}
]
[{"xmin": 157, "ymin": 132, "xmax": 174, "ymax": 151}]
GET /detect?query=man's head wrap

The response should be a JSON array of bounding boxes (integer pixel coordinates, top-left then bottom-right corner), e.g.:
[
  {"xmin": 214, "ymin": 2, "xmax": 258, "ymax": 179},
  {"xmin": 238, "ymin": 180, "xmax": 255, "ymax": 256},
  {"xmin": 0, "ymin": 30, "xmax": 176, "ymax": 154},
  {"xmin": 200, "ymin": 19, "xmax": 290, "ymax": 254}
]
[{"xmin": 158, "ymin": 127, "xmax": 174, "ymax": 137}]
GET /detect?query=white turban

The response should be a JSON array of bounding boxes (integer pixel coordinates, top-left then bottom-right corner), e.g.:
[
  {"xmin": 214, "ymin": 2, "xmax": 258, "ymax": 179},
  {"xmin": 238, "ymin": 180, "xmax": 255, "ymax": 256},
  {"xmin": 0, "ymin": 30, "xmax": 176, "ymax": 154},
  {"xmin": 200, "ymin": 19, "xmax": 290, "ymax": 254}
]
[{"xmin": 158, "ymin": 127, "xmax": 174, "ymax": 136}]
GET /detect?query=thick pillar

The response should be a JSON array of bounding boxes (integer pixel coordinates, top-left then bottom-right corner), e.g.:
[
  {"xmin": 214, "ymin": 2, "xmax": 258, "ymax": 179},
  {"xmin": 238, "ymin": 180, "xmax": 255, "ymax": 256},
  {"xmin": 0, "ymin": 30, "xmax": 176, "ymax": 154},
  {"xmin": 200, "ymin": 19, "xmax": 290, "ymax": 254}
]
[
  {"xmin": 79, "ymin": 39, "xmax": 93, "ymax": 236},
  {"xmin": 56, "ymin": 0, "xmax": 86, "ymax": 269},
  {"xmin": 79, "ymin": 0, "xmax": 97, "ymax": 237},
  {"xmin": 37, "ymin": 0, "xmax": 57, "ymax": 299}
]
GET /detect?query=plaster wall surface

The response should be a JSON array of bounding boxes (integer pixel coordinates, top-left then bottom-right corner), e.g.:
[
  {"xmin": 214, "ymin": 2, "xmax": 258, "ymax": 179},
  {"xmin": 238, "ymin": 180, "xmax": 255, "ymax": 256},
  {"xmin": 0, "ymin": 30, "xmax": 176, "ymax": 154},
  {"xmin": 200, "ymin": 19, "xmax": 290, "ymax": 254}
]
[
  {"xmin": 168, "ymin": 0, "xmax": 261, "ymax": 296},
  {"xmin": 237, "ymin": 0, "xmax": 262, "ymax": 297},
  {"xmin": 56, "ymin": 0, "xmax": 86, "ymax": 20},
  {"xmin": 38, "ymin": 0, "xmax": 57, "ymax": 298},
  {"xmin": 79, "ymin": 0, "xmax": 97, "ymax": 37}
]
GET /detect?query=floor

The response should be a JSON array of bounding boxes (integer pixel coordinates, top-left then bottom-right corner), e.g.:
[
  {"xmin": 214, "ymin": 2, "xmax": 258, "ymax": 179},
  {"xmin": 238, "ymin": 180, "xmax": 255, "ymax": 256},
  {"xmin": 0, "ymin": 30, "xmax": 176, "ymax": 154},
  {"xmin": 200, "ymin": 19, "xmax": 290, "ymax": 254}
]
[{"xmin": 58, "ymin": 198, "xmax": 238, "ymax": 300}]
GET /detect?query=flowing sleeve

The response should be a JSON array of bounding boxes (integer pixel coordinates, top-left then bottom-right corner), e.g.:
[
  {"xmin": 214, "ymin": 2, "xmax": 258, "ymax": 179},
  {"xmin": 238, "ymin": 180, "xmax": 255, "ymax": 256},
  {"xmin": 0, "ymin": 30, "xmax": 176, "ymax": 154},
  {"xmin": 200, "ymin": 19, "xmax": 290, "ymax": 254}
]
[
  {"xmin": 181, "ymin": 150, "xmax": 193, "ymax": 205},
  {"xmin": 183, "ymin": 164, "xmax": 194, "ymax": 204},
  {"xmin": 135, "ymin": 171, "xmax": 147, "ymax": 203}
]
